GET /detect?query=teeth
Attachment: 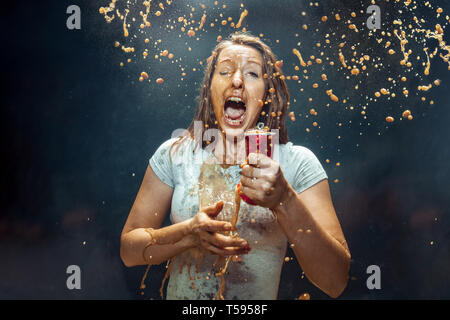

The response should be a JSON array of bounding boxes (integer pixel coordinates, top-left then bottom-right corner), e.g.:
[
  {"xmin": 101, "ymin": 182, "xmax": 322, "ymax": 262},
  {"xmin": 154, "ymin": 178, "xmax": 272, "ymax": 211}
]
[
  {"xmin": 225, "ymin": 112, "xmax": 245, "ymax": 125},
  {"xmin": 228, "ymin": 97, "xmax": 243, "ymax": 103}
]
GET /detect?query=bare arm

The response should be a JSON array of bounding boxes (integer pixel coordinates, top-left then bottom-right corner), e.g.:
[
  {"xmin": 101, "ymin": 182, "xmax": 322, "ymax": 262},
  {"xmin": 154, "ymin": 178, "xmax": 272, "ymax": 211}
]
[
  {"xmin": 272, "ymin": 180, "xmax": 351, "ymax": 298},
  {"xmin": 120, "ymin": 164, "xmax": 250, "ymax": 267},
  {"xmin": 240, "ymin": 153, "xmax": 350, "ymax": 298},
  {"xmin": 120, "ymin": 164, "xmax": 190, "ymax": 266}
]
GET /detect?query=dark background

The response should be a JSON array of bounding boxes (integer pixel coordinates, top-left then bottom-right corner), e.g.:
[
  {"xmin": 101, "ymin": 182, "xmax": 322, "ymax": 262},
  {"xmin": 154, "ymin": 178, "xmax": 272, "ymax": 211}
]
[{"xmin": 0, "ymin": 0, "xmax": 449, "ymax": 299}]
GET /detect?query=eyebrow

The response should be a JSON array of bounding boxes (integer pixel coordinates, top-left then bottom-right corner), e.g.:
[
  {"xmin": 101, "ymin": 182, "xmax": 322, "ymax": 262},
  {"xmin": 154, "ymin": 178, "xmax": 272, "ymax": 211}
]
[{"xmin": 217, "ymin": 58, "xmax": 262, "ymax": 66}]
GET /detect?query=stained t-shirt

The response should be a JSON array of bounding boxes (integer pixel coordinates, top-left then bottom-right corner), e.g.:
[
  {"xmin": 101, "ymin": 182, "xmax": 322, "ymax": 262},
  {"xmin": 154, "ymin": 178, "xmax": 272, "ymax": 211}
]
[{"xmin": 149, "ymin": 137, "xmax": 327, "ymax": 300}]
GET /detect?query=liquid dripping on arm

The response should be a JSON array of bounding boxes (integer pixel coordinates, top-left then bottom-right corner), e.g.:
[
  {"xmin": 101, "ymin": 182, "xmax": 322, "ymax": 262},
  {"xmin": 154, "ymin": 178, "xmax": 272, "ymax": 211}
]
[{"xmin": 159, "ymin": 259, "xmax": 174, "ymax": 298}]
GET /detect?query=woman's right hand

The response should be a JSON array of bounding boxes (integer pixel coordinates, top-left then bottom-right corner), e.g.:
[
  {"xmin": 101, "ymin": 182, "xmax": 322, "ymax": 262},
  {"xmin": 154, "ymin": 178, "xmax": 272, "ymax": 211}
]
[{"xmin": 187, "ymin": 201, "xmax": 251, "ymax": 256}]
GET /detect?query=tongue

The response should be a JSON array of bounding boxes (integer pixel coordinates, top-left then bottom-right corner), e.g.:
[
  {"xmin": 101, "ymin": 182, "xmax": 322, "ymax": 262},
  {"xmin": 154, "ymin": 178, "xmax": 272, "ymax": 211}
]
[{"xmin": 225, "ymin": 102, "xmax": 245, "ymax": 120}]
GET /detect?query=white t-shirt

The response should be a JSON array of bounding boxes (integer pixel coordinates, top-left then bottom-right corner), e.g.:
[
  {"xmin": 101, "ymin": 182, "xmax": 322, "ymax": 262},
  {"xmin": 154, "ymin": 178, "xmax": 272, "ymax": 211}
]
[{"xmin": 149, "ymin": 137, "xmax": 327, "ymax": 300}]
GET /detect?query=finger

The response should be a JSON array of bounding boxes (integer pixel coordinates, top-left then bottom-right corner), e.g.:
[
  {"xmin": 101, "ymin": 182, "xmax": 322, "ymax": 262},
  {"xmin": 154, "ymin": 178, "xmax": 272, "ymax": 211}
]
[
  {"xmin": 247, "ymin": 153, "xmax": 272, "ymax": 168},
  {"xmin": 223, "ymin": 247, "xmax": 251, "ymax": 256},
  {"xmin": 240, "ymin": 175, "xmax": 258, "ymax": 189},
  {"xmin": 264, "ymin": 182, "xmax": 275, "ymax": 195},
  {"xmin": 201, "ymin": 200, "xmax": 224, "ymax": 218},
  {"xmin": 199, "ymin": 240, "xmax": 228, "ymax": 256},
  {"xmin": 226, "ymin": 245, "xmax": 252, "ymax": 255},
  {"xmin": 231, "ymin": 255, "xmax": 243, "ymax": 262},
  {"xmin": 202, "ymin": 220, "xmax": 233, "ymax": 233},
  {"xmin": 240, "ymin": 185, "xmax": 261, "ymax": 204},
  {"xmin": 241, "ymin": 176, "xmax": 274, "ymax": 197},
  {"xmin": 200, "ymin": 240, "xmax": 250, "ymax": 256},
  {"xmin": 241, "ymin": 174, "xmax": 271, "ymax": 192},
  {"xmin": 239, "ymin": 158, "xmax": 248, "ymax": 168},
  {"xmin": 200, "ymin": 231, "xmax": 249, "ymax": 248},
  {"xmin": 241, "ymin": 164, "xmax": 262, "ymax": 179},
  {"xmin": 238, "ymin": 180, "xmax": 259, "ymax": 198}
]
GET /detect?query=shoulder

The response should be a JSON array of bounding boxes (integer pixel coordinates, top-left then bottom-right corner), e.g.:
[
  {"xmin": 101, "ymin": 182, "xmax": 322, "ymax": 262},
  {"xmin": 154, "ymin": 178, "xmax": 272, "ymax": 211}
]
[
  {"xmin": 157, "ymin": 137, "xmax": 180, "ymax": 151},
  {"xmin": 154, "ymin": 137, "xmax": 179, "ymax": 151},
  {"xmin": 149, "ymin": 137, "xmax": 195, "ymax": 188},
  {"xmin": 153, "ymin": 136, "xmax": 194, "ymax": 156},
  {"xmin": 279, "ymin": 142, "xmax": 328, "ymax": 193},
  {"xmin": 151, "ymin": 136, "xmax": 202, "ymax": 169},
  {"xmin": 279, "ymin": 142, "xmax": 320, "ymax": 163}
]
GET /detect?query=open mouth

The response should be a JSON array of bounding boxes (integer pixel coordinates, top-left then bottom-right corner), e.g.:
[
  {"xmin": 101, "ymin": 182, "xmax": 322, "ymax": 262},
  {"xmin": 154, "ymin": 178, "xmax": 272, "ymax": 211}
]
[{"xmin": 224, "ymin": 97, "xmax": 246, "ymax": 127}]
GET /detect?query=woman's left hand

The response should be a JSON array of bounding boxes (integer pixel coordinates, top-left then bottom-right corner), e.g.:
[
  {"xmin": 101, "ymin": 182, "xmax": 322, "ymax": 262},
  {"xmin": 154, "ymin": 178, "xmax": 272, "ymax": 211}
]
[{"xmin": 239, "ymin": 152, "xmax": 290, "ymax": 209}]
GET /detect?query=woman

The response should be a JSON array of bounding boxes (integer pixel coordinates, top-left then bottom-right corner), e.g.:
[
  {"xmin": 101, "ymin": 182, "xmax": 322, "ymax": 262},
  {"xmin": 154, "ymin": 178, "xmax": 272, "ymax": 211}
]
[{"xmin": 120, "ymin": 33, "xmax": 351, "ymax": 299}]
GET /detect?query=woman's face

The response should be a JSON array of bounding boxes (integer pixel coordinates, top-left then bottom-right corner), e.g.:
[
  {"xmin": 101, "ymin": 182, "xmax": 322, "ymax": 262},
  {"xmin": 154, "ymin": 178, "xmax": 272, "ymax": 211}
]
[{"xmin": 211, "ymin": 44, "xmax": 266, "ymax": 137}]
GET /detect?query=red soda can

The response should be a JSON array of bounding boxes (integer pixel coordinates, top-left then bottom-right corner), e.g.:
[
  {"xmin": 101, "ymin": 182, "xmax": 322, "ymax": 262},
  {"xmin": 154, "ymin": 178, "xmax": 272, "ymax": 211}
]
[{"xmin": 237, "ymin": 126, "xmax": 275, "ymax": 205}]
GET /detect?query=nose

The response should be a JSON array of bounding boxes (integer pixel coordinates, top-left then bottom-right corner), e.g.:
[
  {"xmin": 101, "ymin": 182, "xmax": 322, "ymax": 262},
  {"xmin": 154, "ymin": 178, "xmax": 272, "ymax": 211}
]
[{"xmin": 231, "ymin": 70, "xmax": 243, "ymax": 89}]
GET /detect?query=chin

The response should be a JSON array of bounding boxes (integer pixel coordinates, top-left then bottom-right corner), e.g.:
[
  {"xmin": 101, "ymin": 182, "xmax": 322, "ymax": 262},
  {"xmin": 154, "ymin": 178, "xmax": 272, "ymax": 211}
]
[
  {"xmin": 221, "ymin": 115, "xmax": 250, "ymax": 137},
  {"xmin": 222, "ymin": 127, "xmax": 245, "ymax": 139}
]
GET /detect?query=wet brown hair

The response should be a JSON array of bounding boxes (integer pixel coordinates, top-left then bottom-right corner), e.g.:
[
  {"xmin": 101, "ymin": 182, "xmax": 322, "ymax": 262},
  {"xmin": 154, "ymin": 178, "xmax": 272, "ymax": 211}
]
[{"xmin": 173, "ymin": 31, "xmax": 290, "ymax": 152}]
